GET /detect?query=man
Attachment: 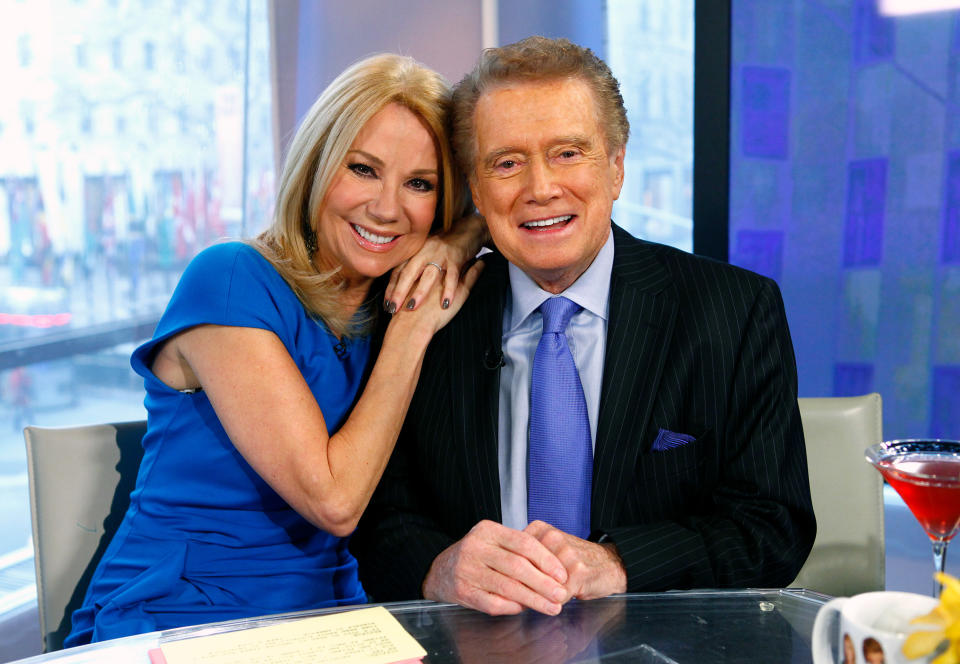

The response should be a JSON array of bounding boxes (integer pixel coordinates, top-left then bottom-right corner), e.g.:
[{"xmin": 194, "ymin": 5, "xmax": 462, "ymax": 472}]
[{"xmin": 352, "ymin": 36, "xmax": 815, "ymax": 616}]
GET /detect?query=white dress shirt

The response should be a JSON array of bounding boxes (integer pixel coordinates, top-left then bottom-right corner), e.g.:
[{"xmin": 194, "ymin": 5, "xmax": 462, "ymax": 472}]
[{"xmin": 498, "ymin": 229, "xmax": 614, "ymax": 531}]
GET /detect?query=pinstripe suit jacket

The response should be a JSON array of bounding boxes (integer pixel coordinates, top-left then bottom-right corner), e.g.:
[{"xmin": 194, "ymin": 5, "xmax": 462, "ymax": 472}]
[{"xmin": 352, "ymin": 224, "xmax": 816, "ymax": 599}]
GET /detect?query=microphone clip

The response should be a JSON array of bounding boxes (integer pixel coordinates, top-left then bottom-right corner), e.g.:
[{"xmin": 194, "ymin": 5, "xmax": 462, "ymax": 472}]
[{"xmin": 483, "ymin": 347, "xmax": 505, "ymax": 370}]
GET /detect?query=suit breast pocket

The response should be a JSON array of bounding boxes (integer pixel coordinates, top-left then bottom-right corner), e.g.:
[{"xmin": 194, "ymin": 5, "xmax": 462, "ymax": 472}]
[{"xmin": 628, "ymin": 430, "xmax": 716, "ymax": 518}]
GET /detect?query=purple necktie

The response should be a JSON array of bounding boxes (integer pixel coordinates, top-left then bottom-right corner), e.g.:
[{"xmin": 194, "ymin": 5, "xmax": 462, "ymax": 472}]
[{"xmin": 527, "ymin": 296, "xmax": 592, "ymax": 539}]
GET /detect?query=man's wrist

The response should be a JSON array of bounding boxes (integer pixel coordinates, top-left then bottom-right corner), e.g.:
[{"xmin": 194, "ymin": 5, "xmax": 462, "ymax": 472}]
[
  {"xmin": 599, "ymin": 541, "xmax": 628, "ymax": 594},
  {"xmin": 421, "ymin": 565, "xmax": 436, "ymax": 600},
  {"xmin": 421, "ymin": 548, "xmax": 448, "ymax": 601}
]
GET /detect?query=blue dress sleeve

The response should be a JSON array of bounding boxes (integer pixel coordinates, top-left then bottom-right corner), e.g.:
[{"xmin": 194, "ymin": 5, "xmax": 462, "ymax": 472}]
[{"xmin": 131, "ymin": 242, "xmax": 298, "ymax": 379}]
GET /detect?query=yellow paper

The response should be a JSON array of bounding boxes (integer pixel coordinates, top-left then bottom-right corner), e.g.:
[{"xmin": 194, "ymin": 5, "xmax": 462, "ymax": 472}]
[{"xmin": 158, "ymin": 606, "xmax": 426, "ymax": 664}]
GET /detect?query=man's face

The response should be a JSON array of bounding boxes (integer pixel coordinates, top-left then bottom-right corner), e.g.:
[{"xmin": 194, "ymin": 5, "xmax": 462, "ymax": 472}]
[{"xmin": 469, "ymin": 77, "xmax": 625, "ymax": 293}]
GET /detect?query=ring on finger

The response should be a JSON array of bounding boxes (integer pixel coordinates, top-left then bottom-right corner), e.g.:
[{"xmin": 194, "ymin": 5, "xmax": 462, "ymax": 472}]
[{"xmin": 426, "ymin": 262, "xmax": 446, "ymax": 274}]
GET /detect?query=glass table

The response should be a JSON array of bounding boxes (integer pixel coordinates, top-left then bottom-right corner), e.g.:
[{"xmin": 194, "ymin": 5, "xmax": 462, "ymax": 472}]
[{"xmin": 10, "ymin": 589, "xmax": 830, "ymax": 663}]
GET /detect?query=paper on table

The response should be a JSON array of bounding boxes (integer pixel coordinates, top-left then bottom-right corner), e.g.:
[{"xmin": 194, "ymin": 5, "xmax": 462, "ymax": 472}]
[{"xmin": 153, "ymin": 606, "xmax": 426, "ymax": 664}]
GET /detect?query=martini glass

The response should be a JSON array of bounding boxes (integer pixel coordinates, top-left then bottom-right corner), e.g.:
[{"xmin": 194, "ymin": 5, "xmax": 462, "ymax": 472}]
[{"xmin": 866, "ymin": 439, "xmax": 960, "ymax": 596}]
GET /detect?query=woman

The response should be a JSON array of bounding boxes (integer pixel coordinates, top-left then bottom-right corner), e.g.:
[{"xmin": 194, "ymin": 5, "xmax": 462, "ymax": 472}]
[{"xmin": 65, "ymin": 53, "xmax": 484, "ymax": 646}]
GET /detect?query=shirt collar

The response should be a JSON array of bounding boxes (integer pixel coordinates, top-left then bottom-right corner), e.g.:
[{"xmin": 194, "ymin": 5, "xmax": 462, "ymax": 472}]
[{"xmin": 506, "ymin": 227, "xmax": 614, "ymax": 332}]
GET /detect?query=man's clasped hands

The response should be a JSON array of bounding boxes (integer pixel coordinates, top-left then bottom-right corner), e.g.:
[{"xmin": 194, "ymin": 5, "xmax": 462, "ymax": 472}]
[{"xmin": 423, "ymin": 519, "xmax": 627, "ymax": 616}]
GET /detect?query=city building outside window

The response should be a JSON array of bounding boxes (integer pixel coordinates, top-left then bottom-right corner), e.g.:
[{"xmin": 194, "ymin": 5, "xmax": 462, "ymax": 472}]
[
  {"xmin": 608, "ymin": 0, "xmax": 694, "ymax": 252},
  {"xmin": 0, "ymin": 0, "xmax": 274, "ymax": 615}
]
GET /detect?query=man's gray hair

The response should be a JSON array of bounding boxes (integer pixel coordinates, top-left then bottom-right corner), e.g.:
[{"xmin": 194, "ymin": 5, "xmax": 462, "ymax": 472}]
[{"xmin": 451, "ymin": 35, "xmax": 630, "ymax": 176}]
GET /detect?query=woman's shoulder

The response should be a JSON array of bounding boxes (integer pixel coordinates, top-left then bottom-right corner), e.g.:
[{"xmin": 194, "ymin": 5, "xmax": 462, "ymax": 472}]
[
  {"xmin": 154, "ymin": 241, "xmax": 304, "ymax": 331},
  {"xmin": 181, "ymin": 241, "xmax": 288, "ymax": 294},
  {"xmin": 133, "ymin": 243, "xmax": 303, "ymax": 377},
  {"xmin": 188, "ymin": 241, "xmax": 271, "ymax": 273}
]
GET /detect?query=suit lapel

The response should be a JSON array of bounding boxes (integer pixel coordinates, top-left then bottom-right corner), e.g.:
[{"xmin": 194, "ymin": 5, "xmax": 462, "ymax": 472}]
[
  {"xmin": 446, "ymin": 254, "xmax": 509, "ymax": 524},
  {"xmin": 592, "ymin": 226, "xmax": 677, "ymax": 527}
]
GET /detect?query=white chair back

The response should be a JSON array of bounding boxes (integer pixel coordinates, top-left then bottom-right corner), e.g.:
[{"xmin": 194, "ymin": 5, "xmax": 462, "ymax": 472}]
[
  {"xmin": 24, "ymin": 420, "xmax": 146, "ymax": 651},
  {"xmin": 792, "ymin": 394, "xmax": 884, "ymax": 596}
]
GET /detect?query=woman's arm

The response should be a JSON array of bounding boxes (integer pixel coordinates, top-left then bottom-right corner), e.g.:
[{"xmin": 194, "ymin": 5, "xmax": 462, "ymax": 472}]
[
  {"xmin": 159, "ymin": 262, "xmax": 483, "ymax": 537},
  {"xmin": 384, "ymin": 213, "xmax": 488, "ymax": 313}
]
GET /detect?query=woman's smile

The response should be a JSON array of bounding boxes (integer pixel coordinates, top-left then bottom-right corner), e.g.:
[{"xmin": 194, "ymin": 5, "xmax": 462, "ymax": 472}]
[{"xmin": 350, "ymin": 222, "xmax": 402, "ymax": 249}]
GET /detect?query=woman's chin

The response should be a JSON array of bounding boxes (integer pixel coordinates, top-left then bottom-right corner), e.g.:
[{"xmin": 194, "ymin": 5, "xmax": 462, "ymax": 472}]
[{"xmin": 340, "ymin": 256, "xmax": 405, "ymax": 284}]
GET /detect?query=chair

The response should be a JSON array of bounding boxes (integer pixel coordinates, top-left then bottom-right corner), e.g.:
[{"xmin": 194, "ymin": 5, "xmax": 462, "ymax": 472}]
[
  {"xmin": 791, "ymin": 393, "xmax": 884, "ymax": 596},
  {"xmin": 24, "ymin": 420, "xmax": 147, "ymax": 652}
]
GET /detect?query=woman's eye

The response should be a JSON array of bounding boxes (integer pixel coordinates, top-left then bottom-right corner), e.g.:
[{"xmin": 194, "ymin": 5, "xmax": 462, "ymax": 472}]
[
  {"xmin": 348, "ymin": 163, "xmax": 375, "ymax": 177},
  {"xmin": 559, "ymin": 150, "xmax": 578, "ymax": 159},
  {"xmin": 407, "ymin": 178, "xmax": 435, "ymax": 192},
  {"xmin": 496, "ymin": 159, "xmax": 517, "ymax": 171}
]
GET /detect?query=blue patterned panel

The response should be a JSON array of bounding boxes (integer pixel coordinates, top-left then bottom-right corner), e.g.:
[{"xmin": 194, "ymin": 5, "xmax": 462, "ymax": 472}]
[
  {"xmin": 833, "ymin": 363, "xmax": 874, "ymax": 398},
  {"xmin": 932, "ymin": 366, "xmax": 960, "ymax": 438},
  {"xmin": 844, "ymin": 158, "xmax": 887, "ymax": 267},
  {"xmin": 854, "ymin": 0, "xmax": 895, "ymax": 64},
  {"xmin": 943, "ymin": 150, "xmax": 960, "ymax": 264},
  {"xmin": 732, "ymin": 230, "xmax": 783, "ymax": 282},
  {"xmin": 953, "ymin": 14, "xmax": 960, "ymax": 53},
  {"xmin": 741, "ymin": 66, "xmax": 791, "ymax": 160}
]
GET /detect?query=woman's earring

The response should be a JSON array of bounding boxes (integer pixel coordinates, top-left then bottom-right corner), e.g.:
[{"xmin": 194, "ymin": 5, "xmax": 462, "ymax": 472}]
[{"xmin": 304, "ymin": 226, "xmax": 318, "ymax": 255}]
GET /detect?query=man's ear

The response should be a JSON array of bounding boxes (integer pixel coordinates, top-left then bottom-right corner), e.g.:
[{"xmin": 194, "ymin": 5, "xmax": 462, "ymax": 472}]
[
  {"xmin": 610, "ymin": 145, "xmax": 626, "ymax": 201},
  {"xmin": 469, "ymin": 177, "xmax": 486, "ymax": 217}
]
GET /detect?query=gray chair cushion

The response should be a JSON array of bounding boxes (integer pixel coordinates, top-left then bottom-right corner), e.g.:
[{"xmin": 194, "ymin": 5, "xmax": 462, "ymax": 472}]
[
  {"xmin": 24, "ymin": 420, "xmax": 146, "ymax": 652},
  {"xmin": 792, "ymin": 394, "xmax": 884, "ymax": 596}
]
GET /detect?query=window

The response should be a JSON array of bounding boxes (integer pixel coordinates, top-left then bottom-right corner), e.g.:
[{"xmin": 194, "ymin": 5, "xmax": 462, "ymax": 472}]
[
  {"xmin": 173, "ymin": 36, "xmax": 186, "ymax": 73},
  {"xmin": 729, "ymin": 0, "xmax": 960, "ymax": 440},
  {"xmin": 144, "ymin": 40, "xmax": 155, "ymax": 70},
  {"xmin": 17, "ymin": 35, "xmax": 32, "ymax": 67},
  {"xmin": 0, "ymin": 0, "xmax": 275, "ymax": 614},
  {"xmin": 228, "ymin": 44, "xmax": 242, "ymax": 73},
  {"xmin": 202, "ymin": 44, "xmax": 214, "ymax": 70},
  {"xmin": 147, "ymin": 103, "xmax": 159, "ymax": 134},
  {"xmin": 608, "ymin": 0, "xmax": 694, "ymax": 252},
  {"xmin": 111, "ymin": 37, "xmax": 123, "ymax": 69},
  {"xmin": 19, "ymin": 101, "xmax": 35, "ymax": 136},
  {"xmin": 80, "ymin": 102, "xmax": 93, "ymax": 134}
]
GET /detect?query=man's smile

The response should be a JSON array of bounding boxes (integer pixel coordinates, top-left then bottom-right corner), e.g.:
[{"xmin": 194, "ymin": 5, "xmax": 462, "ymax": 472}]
[{"xmin": 521, "ymin": 215, "xmax": 575, "ymax": 230}]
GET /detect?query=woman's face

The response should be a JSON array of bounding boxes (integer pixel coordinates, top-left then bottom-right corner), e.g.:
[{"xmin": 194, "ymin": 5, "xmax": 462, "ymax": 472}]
[{"xmin": 313, "ymin": 102, "xmax": 439, "ymax": 288}]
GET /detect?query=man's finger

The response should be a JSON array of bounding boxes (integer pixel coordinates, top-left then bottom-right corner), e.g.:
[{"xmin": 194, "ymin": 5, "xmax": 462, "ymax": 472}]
[
  {"xmin": 426, "ymin": 522, "xmax": 573, "ymax": 616},
  {"xmin": 524, "ymin": 519, "xmax": 553, "ymax": 540},
  {"xmin": 475, "ymin": 565, "xmax": 563, "ymax": 615},
  {"xmin": 492, "ymin": 522, "xmax": 568, "ymax": 584}
]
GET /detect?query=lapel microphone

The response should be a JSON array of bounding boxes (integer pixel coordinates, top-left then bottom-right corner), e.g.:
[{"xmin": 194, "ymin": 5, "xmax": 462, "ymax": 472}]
[{"xmin": 483, "ymin": 347, "xmax": 505, "ymax": 370}]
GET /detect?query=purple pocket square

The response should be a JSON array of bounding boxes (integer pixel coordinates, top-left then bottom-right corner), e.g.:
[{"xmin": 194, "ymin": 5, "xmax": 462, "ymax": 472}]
[{"xmin": 651, "ymin": 429, "xmax": 696, "ymax": 451}]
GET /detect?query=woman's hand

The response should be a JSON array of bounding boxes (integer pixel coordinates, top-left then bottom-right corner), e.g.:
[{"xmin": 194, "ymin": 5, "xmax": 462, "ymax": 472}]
[
  {"xmin": 384, "ymin": 213, "xmax": 488, "ymax": 314},
  {"xmin": 387, "ymin": 257, "xmax": 484, "ymax": 340}
]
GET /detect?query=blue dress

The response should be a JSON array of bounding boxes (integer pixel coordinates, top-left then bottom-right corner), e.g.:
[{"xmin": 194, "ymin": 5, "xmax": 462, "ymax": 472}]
[{"xmin": 65, "ymin": 242, "xmax": 370, "ymax": 646}]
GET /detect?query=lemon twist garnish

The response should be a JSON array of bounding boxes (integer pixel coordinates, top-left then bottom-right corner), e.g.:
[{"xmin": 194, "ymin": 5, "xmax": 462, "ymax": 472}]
[{"xmin": 904, "ymin": 573, "xmax": 960, "ymax": 663}]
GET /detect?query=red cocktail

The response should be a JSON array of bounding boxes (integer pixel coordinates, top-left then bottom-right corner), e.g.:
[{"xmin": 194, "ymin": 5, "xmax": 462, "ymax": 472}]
[{"xmin": 866, "ymin": 440, "xmax": 960, "ymax": 596}]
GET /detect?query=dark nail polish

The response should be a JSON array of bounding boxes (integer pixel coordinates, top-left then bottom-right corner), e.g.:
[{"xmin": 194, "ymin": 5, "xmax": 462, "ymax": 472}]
[
  {"xmin": 385, "ymin": 301, "xmax": 396, "ymax": 314},
  {"xmin": 406, "ymin": 298, "xmax": 416, "ymax": 310},
  {"xmin": 442, "ymin": 298, "xmax": 450, "ymax": 309}
]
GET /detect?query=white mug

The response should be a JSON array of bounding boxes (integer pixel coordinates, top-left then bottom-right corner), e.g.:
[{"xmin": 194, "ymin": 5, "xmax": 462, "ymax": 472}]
[{"xmin": 811, "ymin": 591, "xmax": 940, "ymax": 663}]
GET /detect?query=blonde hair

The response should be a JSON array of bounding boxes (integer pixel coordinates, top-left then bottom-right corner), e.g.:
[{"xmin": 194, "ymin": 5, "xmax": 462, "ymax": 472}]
[
  {"xmin": 254, "ymin": 53, "xmax": 469, "ymax": 338},
  {"xmin": 451, "ymin": 36, "xmax": 629, "ymax": 176}
]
